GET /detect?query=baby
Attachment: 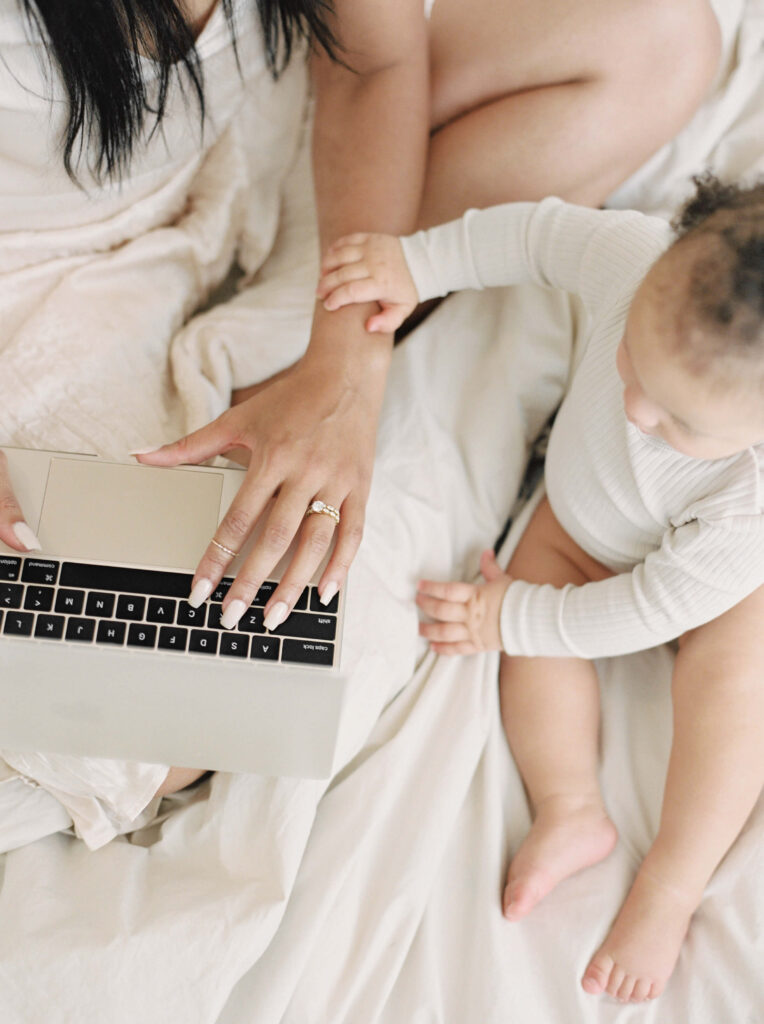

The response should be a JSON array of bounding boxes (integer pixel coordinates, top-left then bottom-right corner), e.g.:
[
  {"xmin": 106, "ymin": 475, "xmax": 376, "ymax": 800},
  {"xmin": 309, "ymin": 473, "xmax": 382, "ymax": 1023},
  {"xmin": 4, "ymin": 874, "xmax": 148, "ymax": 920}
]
[{"xmin": 316, "ymin": 175, "xmax": 764, "ymax": 1003}]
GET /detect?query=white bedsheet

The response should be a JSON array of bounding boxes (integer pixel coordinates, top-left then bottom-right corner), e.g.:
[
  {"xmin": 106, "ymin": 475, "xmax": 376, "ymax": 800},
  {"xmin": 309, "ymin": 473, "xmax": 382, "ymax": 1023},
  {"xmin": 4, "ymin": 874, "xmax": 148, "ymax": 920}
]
[{"xmin": 1, "ymin": 4, "xmax": 763, "ymax": 1022}]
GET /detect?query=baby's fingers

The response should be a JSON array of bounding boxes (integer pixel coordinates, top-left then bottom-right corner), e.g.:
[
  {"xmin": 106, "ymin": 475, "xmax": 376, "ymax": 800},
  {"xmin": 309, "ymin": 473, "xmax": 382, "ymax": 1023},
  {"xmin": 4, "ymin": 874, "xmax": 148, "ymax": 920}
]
[
  {"xmin": 317, "ymin": 262, "xmax": 369, "ymax": 300},
  {"xmin": 418, "ymin": 579, "xmax": 476, "ymax": 603},
  {"xmin": 321, "ymin": 244, "xmax": 365, "ymax": 274},
  {"xmin": 415, "ymin": 590, "xmax": 467, "ymax": 623},
  {"xmin": 322, "ymin": 278, "xmax": 387, "ymax": 312},
  {"xmin": 419, "ymin": 620, "xmax": 472, "ymax": 644}
]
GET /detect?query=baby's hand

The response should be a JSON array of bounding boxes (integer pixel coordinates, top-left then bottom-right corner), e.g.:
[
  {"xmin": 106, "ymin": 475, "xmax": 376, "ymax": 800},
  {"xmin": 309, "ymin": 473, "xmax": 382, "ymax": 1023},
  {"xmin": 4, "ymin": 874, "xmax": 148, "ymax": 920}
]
[
  {"xmin": 417, "ymin": 550, "xmax": 512, "ymax": 655},
  {"xmin": 317, "ymin": 233, "xmax": 419, "ymax": 333}
]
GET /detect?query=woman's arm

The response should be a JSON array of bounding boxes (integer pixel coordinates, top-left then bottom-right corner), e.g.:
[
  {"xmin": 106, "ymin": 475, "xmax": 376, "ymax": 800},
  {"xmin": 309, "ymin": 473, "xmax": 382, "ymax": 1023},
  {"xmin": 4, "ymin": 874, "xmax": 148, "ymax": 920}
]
[{"xmin": 137, "ymin": 0, "xmax": 431, "ymax": 630}]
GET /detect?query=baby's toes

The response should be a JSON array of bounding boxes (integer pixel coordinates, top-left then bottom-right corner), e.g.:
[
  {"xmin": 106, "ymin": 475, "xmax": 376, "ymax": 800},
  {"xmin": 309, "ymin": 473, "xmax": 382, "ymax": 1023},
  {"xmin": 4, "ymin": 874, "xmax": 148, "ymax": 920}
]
[
  {"xmin": 581, "ymin": 954, "xmax": 613, "ymax": 995},
  {"xmin": 630, "ymin": 978, "xmax": 654, "ymax": 1003},
  {"xmin": 615, "ymin": 974, "xmax": 637, "ymax": 1003}
]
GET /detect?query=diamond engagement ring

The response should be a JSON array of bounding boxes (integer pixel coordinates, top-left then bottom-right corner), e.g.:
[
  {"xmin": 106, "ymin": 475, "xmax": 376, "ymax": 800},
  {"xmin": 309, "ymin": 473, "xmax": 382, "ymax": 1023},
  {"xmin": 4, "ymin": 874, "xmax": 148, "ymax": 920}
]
[
  {"xmin": 306, "ymin": 500, "xmax": 340, "ymax": 525},
  {"xmin": 210, "ymin": 538, "xmax": 238, "ymax": 558}
]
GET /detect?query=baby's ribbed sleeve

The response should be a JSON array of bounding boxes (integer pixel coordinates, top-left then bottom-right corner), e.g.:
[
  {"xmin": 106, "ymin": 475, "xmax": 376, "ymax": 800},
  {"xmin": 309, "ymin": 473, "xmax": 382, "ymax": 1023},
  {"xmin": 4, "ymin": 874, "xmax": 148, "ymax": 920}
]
[
  {"xmin": 400, "ymin": 197, "xmax": 671, "ymax": 315},
  {"xmin": 499, "ymin": 513, "xmax": 764, "ymax": 658}
]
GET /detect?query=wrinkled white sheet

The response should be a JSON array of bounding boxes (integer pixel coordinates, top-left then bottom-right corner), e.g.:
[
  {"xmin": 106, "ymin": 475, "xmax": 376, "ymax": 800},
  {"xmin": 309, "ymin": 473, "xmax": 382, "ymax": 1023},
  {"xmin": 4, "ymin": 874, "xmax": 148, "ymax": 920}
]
[{"xmin": 1, "ymin": 4, "xmax": 763, "ymax": 1022}]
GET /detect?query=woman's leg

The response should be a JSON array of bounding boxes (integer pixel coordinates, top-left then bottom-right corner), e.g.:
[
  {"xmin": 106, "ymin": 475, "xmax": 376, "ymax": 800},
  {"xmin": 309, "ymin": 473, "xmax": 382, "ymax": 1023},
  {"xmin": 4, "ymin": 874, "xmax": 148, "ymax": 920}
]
[
  {"xmin": 499, "ymin": 498, "xmax": 617, "ymax": 918},
  {"xmin": 583, "ymin": 585, "xmax": 764, "ymax": 1002},
  {"xmin": 156, "ymin": 767, "xmax": 207, "ymax": 797},
  {"xmin": 421, "ymin": 0, "xmax": 721, "ymax": 224}
]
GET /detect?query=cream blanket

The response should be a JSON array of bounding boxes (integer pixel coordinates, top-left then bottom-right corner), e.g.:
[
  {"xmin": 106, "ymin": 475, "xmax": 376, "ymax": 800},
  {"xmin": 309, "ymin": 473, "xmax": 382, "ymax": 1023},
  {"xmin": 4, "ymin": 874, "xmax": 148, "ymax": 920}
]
[{"xmin": 0, "ymin": 4, "xmax": 762, "ymax": 1021}]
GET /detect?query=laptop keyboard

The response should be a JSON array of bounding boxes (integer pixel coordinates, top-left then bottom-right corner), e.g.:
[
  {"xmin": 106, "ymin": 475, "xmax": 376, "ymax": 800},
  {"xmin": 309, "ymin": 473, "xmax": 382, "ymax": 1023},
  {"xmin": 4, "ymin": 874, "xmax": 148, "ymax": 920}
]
[{"xmin": 0, "ymin": 556, "xmax": 339, "ymax": 668}]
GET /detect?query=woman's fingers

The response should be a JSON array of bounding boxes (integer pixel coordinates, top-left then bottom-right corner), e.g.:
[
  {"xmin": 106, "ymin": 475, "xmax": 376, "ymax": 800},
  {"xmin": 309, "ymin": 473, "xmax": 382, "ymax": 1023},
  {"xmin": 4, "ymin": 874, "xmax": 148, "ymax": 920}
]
[
  {"xmin": 0, "ymin": 451, "xmax": 40, "ymax": 552},
  {"xmin": 318, "ymin": 493, "xmax": 365, "ymax": 603},
  {"xmin": 264, "ymin": 496, "xmax": 346, "ymax": 618},
  {"xmin": 218, "ymin": 487, "xmax": 317, "ymax": 630},
  {"xmin": 132, "ymin": 412, "xmax": 234, "ymax": 467}
]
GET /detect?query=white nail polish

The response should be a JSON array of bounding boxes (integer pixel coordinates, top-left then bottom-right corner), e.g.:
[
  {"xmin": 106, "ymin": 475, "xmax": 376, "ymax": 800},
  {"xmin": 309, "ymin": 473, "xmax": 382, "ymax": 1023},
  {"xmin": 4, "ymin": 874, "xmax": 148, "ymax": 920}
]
[
  {"xmin": 188, "ymin": 578, "xmax": 214, "ymax": 608},
  {"xmin": 221, "ymin": 599, "xmax": 247, "ymax": 630},
  {"xmin": 319, "ymin": 582, "xmax": 338, "ymax": 606},
  {"xmin": 264, "ymin": 601, "xmax": 289, "ymax": 631},
  {"xmin": 12, "ymin": 522, "xmax": 41, "ymax": 551}
]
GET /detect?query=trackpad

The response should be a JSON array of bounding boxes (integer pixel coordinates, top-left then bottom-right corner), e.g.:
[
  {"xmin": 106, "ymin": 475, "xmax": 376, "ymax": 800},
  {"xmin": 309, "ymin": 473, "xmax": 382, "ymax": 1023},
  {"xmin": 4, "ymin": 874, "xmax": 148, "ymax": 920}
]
[{"xmin": 38, "ymin": 459, "xmax": 223, "ymax": 569}]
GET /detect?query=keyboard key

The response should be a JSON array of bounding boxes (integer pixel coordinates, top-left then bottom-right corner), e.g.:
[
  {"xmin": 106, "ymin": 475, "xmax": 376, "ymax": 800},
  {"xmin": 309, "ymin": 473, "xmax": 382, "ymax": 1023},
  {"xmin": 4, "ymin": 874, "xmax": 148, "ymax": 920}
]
[
  {"xmin": 0, "ymin": 583, "xmax": 23, "ymax": 609},
  {"xmin": 3, "ymin": 611, "xmax": 33, "ymax": 636},
  {"xmin": 250, "ymin": 637, "xmax": 280, "ymax": 661},
  {"xmin": 24, "ymin": 586, "xmax": 55, "ymax": 612},
  {"xmin": 309, "ymin": 587, "xmax": 339, "ymax": 614},
  {"xmin": 55, "ymin": 588, "xmax": 85, "ymax": 614},
  {"xmin": 127, "ymin": 623, "xmax": 157, "ymax": 648},
  {"xmin": 86, "ymin": 592, "xmax": 115, "ymax": 617},
  {"xmin": 116, "ymin": 595, "xmax": 146, "ymax": 621},
  {"xmin": 96, "ymin": 620, "xmax": 126, "ymax": 645},
  {"xmin": 157, "ymin": 626, "xmax": 187, "ymax": 651},
  {"xmin": 271, "ymin": 611, "xmax": 337, "ymax": 641},
  {"xmin": 147, "ymin": 597, "xmax": 176, "ymax": 623},
  {"xmin": 220, "ymin": 633, "xmax": 249, "ymax": 658},
  {"xmin": 206, "ymin": 603, "xmax": 224, "ymax": 629},
  {"xmin": 60, "ymin": 562, "xmax": 193, "ymax": 598},
  {"xmin": 251, "ymin": 581, "xmax": 308, "ymax": 609},
  {"xmin": 177, "ymin": 602, "xmax": 206, "ymax": 627},
  {"xmin": 282, "ymin": 639, "xmax": 334, "ymax": 666},
  {"xmin": 34, "ymin": 614, "xmax": 65, "ymax": 640},
  {"xmin": 21, "ymin": 559, "xmax": 59, "ymax": 585},
  {"xmin": 211, "ymin": 578, "xmax": 233, "ymax": 602},
  {"xmin": 66, "ymin": 617, "xmax": 96, "ymax": 642},
  {"xmin": 237, "ymin": 608, "xmax": 266, "ymax": 633},
  {"xmin": 189, "ymin": 629, "xmax": 218, "ymax": 655},
  {"xmin": 0, "ymin": 556, "xmax": 20, "ymax": 581},
  {"xmin": 253, "ymin": 581, "xmax": 277, "ymax": 606}
]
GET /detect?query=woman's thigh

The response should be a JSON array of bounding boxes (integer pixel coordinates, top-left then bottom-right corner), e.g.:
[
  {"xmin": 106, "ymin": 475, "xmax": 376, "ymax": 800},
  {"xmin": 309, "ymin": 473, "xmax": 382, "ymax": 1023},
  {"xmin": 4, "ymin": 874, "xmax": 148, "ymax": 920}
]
[{"xmin": 428, "ymin": 0, "xmax": 721, "ymax": 129}]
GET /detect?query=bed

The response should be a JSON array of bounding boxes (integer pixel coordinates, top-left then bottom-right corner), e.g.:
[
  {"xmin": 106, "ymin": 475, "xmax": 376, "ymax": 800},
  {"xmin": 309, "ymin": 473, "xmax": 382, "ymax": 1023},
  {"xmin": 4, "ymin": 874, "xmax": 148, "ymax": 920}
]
[{"xmin": 0, "ymin": 3, "xmax": 762, "ymax": 1021}]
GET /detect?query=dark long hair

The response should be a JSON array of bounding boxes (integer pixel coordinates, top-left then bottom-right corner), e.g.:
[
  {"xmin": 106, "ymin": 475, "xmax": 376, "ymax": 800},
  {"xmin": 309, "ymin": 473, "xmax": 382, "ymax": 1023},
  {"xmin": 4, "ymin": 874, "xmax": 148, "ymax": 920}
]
[{"xmin": 18, "ymin": 0, "xmax": 339, "ymax": 182}]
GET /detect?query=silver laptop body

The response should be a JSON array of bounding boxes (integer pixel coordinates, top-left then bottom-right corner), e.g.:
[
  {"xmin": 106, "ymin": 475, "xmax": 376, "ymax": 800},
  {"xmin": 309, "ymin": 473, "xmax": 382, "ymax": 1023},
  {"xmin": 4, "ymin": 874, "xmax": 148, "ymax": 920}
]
[{"xmin": 0, "ymin": 447, "xmax": 347, "ymax": 778}]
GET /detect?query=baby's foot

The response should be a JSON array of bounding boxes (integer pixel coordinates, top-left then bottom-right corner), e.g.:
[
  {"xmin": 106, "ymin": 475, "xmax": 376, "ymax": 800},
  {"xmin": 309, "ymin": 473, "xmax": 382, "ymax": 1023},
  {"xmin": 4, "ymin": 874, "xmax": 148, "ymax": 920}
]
[
  {"xmin": 581, "ymin": 864, "xmax": 699, "ymax": 1002},
  {"xmin": 503, "ymin": 795, "xmax": 617, "ymax": 920}
]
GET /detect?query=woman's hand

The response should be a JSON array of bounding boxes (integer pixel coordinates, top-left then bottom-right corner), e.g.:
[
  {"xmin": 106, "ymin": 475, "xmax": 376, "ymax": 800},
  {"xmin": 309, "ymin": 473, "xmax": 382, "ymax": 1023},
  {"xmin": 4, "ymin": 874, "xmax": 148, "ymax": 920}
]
[
  {"xmin": 0, "ymin": 450, "xmax": 41, "ymax": 553},
  {"xmin": 417, "ymin": 549, "xmax": 512, "ymax": 655},
  {"xmin": 317, "ymin": 233, "xmax": 419, "ymax": 333},
  {"xmin": 134, "ymin": 327, "xmax": 390, "ymax": 631}
]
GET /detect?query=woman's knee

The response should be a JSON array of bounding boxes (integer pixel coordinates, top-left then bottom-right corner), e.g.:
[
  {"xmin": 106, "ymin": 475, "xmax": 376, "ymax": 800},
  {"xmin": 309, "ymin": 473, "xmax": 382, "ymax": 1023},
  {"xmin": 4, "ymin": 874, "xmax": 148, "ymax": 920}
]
[{"xmin": 605, "ymin": 0, "xmax": 721, "ymax": 121}]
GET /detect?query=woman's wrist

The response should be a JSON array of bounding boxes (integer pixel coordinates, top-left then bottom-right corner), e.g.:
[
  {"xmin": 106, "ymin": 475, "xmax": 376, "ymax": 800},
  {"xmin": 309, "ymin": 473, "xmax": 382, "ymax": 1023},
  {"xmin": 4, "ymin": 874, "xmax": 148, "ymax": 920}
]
[{"xmin": 305, "ymin": 301, "xmax": 394, "ymax": 391}]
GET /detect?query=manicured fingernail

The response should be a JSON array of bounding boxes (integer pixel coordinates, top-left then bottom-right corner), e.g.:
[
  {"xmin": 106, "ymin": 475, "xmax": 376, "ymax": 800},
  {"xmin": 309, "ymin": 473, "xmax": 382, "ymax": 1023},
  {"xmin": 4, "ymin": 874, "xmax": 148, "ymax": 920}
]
[
  {"xmin": 264, "ymin": 601, "xmax": 289, "ymax": 631},
  {"xmin": 319, "ymin": 581, "xmax": 338, "ymax": 606},
  {"xmin": 12, "ymin": 522, "xmax": 41, "ymax": 551},
  {"xmin": 128, "ymin": 446, "xmax": 159, "ymax": 456},
  {"xmin": 188, "ymin": 578, "xmax": 214, "ymax": 608},
  {"xmin": 221, "ymin": 599, "xmax": 247, "ymax": 629}
]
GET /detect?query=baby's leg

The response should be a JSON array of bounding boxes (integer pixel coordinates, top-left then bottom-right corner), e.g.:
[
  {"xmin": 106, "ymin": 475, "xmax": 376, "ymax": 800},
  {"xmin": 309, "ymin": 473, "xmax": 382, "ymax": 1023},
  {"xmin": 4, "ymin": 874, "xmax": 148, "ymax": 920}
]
[
  {"xmin": 583, "ymin": 585, "xmax": 764, "ymax": 1002},
  {"xmin": 500, "ymin": 497, "xmax": 617, "ymax": 919}
]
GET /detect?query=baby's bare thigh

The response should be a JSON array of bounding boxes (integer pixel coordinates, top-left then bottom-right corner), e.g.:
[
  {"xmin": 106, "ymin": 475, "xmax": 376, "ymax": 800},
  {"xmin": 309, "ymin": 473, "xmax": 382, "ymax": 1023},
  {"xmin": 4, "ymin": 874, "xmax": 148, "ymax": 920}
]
[{"xmin": 507, "ymin": 496, "xmax": 612, "ymax": 588}]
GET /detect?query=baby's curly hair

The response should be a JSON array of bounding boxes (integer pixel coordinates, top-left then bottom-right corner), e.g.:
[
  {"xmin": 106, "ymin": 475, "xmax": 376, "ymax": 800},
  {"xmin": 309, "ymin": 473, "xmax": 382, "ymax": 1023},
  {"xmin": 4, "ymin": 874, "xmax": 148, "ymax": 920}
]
[{"xmin": 670, "ymin": 174, "xmax": 764, "ymax": 376}]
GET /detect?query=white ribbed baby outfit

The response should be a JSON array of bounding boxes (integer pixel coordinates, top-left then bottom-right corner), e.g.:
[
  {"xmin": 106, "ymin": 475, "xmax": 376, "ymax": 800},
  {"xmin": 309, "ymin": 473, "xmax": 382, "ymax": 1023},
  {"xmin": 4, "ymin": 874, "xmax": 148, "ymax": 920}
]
[{"xmin": 401, "ymin": 198, "xmax": 764, "ymax": 659}]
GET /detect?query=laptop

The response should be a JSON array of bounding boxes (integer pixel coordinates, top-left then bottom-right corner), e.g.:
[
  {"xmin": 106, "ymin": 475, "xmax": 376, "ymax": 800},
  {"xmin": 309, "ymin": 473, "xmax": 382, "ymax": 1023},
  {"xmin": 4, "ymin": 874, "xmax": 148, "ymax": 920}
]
[{"xmin": 0, "ymin": 447, "xmax": 348, "ymax": 778}]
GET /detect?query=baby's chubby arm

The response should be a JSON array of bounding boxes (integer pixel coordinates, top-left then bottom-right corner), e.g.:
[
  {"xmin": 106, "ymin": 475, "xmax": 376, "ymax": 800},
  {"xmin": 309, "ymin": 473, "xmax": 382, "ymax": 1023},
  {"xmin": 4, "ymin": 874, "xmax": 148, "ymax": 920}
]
[
  {"xmin": 417, "ymin": 550, "xmax": 513, "ymax": 654},
  {"xmin": 317, "ymin": 233, "xmax": 419, "ymax": 333}
]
